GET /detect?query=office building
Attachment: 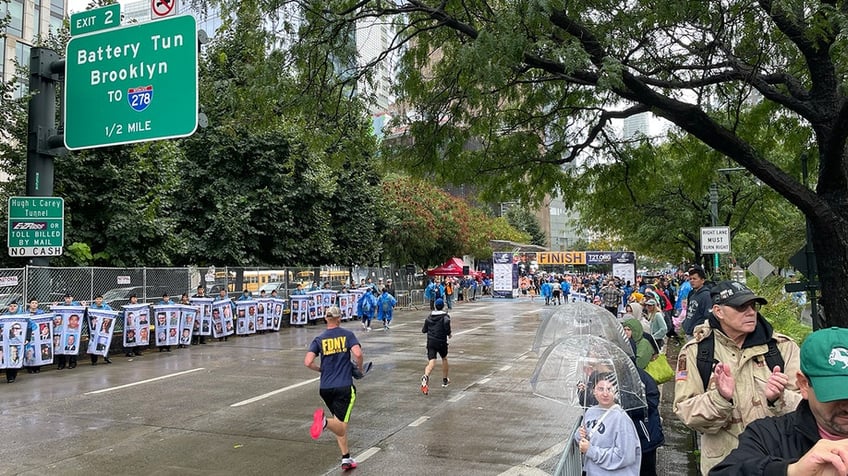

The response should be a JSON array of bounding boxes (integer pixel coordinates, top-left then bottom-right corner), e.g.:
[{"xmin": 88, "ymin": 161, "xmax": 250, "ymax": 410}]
[{"xmin": 1, "ymin": 0, "xmax": 67, "ymax": 95}]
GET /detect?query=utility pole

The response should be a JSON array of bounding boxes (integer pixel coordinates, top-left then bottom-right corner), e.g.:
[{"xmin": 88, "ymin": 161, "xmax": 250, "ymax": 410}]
[
  {"xmin": 26, "ymin": 47, "xmax": 65, "ymax": 265},
  {"xmin": 709, "ymin": 182, "xmax": 719, "ymax": 274}
]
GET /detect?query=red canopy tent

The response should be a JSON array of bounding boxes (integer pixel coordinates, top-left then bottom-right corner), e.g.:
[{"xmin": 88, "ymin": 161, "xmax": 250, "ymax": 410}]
[{"xmin": 426, "ymin": 257, "xmax": 466, "ymax": 277}]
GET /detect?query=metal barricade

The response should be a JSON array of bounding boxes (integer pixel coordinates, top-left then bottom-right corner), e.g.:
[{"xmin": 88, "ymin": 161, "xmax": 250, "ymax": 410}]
[
  {"xmin": 395, "ymin": 289, "xmax": 426, "ymax": 310},
  {"xmin": 553, "ymin": 418, "xmax": 584, "ymax": 476}
]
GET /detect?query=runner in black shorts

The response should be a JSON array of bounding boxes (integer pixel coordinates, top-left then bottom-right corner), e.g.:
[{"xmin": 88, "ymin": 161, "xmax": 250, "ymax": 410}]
[
  {"xmin": 420, "ymin": 298, "xmax": 452, "ymax": 395},
  {"xmin": 305, "ymin": 306, "xmax": 364, "ymax": 471}
]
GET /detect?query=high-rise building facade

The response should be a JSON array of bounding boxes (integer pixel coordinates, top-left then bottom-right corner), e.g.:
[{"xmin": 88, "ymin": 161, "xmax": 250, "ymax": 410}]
[
  {"xmin": 622, "ymin": 112, "xmax": 650, "ymax": 140},
  {"xmin": 1, "ymin": 0, "xmax": 67, "ymax": 95}
]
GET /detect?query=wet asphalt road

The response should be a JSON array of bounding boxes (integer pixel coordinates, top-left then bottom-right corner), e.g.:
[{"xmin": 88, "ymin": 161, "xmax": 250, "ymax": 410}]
[{"xmin": 1, "ymin": 297, "xmax": 697, "ymax": 476}]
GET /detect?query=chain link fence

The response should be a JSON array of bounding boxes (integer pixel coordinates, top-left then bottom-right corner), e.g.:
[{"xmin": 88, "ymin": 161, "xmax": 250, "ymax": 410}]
[
  {"xmin": 1, "ymin": 264, "xmax": 432, "ymax": 350},
  {"xmin": 0, "ymin": 264, "xmax": 430, "ymax": 310}
]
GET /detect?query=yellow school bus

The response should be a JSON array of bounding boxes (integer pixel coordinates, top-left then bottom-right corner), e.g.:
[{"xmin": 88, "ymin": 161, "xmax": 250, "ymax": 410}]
[
  {"xmin": 242, "ymin": 270, "xmax": 293, "ymax": 293},
  {"xmin": 295, "ymin": 269, "xmax": 350, "ymax": 286}
]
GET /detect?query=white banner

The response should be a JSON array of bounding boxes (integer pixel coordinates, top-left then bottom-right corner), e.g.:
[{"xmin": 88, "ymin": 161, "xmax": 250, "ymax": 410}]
[
  {"xmin": 0, "ymin": 316, "xmax": 29, "ymax": 369},
  {"xmin": 87, "ymin": 309, "xmax": 119, "ymax": 357},
  {"xmin": 235, "ymin": 300, "xmax": 257, "ymax": 335},
  {"xmin": 26, "ymin": 315, "xmax": 55, "ymax": 366},
  {"xmin": 50, "ymin": 305, "xmax": 85, "ymax": 356},
  {"xmin": 122, "ymin": 303, "xmax": 151, "ymax": 348},
  {"xmin": 290, "ymin": 295, "xmax": 310, "ymax": 325},
  {"xmin": 211, "ymin": 299, "xmax": 235, "ymax": 337}
]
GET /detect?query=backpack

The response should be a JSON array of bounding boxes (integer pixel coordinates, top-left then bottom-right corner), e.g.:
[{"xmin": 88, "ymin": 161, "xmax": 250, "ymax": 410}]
[
  {"xmin": 696, "ymin": 334, "xmax": 784, "ymax": 391},
  {"xmin": 381, "ymin": 297, "xmax": 390, "ymax": 314}
]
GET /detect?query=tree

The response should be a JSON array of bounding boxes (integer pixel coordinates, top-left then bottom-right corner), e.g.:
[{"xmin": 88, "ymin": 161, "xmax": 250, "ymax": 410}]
[
  {"xmin": 173, "ymin": 0, "xmax": 383, "ymax": 266},
  {"xmin": 575, "ymin": 114, "xmax": 805, "ymax": 273},
  {"xmin": 380, "ymin": 176, "xmax": 528, "ymax": 267},
  {"xmin": 276, "ymin": 0, "xmax": 848, "ymax": 326},
  {"xmin": 504, "ymin": 206, "xmax": 547, "ymax": 247}
]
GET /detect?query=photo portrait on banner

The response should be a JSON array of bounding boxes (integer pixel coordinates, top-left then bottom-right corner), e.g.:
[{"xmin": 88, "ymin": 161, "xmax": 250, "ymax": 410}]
[
  {"xmin": 122, "ymin": 303, "xmax": 150, "ymax": 348},
  {"xmin": 236, "ymin": 300, "xmax": 257, "ymax": 335},
  {"xmin": 152, "ymin": 305, "xmax": 181, "ymax": 347},
  {"xmin": 26, "ymin": 315, "xmax": 54, "ymax": 366},
  {"xmin": 179, "ymin": 304, "xmax": 197, "ymax": 345},
  {"xmin": 351, "ymin": 289, "xmax": 366, "ymax": 318},
  {"xmin": 50, "ymin": 305, "xmax": 85, "ymax": 356},
  {"xmin": 87, "ymin": 309, "xmax": 119, "ymax": 357},
  {"xmin": 211, "ymin": 299, "xmax": 235, "ymax": 338},
  {"xmin": 307, "ymin": 291, "xmax": 324, "ymax": 322},
  {"xmin": 271, "ymin": 298, "xmax": 285, "ymax": 330},
  {"xmin": 190, "ymin": 297, "xmax": 214, "ymax": 336},
  {"xmin": 337, "ymin": 293, "xmax": 353, "ymax": 321},
  {"xmin": 256, "ymin": 298, "xmax": 271, "ymax": 331},
  {"xmin": 290, "ymin": 295, "xmax": 309, "ymax": 325},
  {"xmin": 0, "ymin": 316, "xmax": 30, "ymax": 369}
]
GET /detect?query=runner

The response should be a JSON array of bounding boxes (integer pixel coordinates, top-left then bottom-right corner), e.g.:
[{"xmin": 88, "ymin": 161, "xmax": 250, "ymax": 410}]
[
  {"xmin": 420, "ymin": 298, "xmax": 452, "ymax": 395},
  {"xmin": 304, "ymin": 306, "xmax": 365, "ymax": 471}
]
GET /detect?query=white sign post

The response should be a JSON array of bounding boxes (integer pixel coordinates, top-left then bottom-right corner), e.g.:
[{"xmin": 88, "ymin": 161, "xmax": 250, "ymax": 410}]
[{"xmin": 700, "ymin": 226, "xmax": 731, "ymax": 254}]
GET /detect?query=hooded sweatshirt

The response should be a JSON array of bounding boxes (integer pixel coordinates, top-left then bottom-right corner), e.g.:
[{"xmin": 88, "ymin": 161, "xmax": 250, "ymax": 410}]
[
  {"xmin": 623, "ymin": 318, "xmax": 655, "ymax": 369},
  {"xmin": 623, "ymin": 303, "xmax": 644, "ymax": 330},
  {"xmin": 574, "ymin": 404, "xmax": 642, "ymax": 475},
  {"xmin": 422, "ymin": 310, "xmax": 452, "ymax": 344}
]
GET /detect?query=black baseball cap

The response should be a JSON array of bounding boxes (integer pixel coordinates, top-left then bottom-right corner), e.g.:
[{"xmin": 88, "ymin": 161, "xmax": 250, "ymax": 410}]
[{"xmin": 711, "ymin": 281, "xmax": 768, "ymax": 307}]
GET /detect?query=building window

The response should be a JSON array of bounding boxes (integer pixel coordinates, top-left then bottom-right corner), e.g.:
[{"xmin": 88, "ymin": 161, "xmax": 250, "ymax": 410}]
[
  {"xmin": 0, "ymin": 38, "xmax": 6, "ymax": 79},
  {"xmin": 4, "ymin": 0, "xmax": 25, "ymax": 37},
  {"xmin": 50, "ymin": 0, "xmax": 62, "ymax": 17},
  {"xmin": 49, "ymin": 0, "xmax": 63, "ymax": 33},
  {"xmin": 33, "ymin": 0, "xmax": 42, "ymax": 39},
  {"xmin": 14, "ymin": 42, "xmax": 30, "ymax": 99}
]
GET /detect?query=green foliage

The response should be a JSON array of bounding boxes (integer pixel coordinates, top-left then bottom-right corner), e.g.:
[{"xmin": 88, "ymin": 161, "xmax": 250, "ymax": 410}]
[
  {"xmin": 64, "ymin": 242, "xmax": 93, "ymax": 266},
  {"xmin": 504, "ymin": 206, "xmax": 547, "ymax": 247},
  {"xmin": 381, "ymin": 176, "xmax": 528, "ymax": 267},
  {"xmin": 52, "ymin": 141, "xmax": 185, "ymax": 266},
  {"xmin": 574, "ymin": 121, "xmax": 804, "ymax": 270},
  {"xmin": 746, "ymin": 276, "xmax": 812, "ymax": 344}
]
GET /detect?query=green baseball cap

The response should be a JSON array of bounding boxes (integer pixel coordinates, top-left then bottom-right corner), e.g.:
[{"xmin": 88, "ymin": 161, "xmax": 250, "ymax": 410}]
[{"xmin": 801, "ymin": 327, "xmax": 848, "ymax": 402}]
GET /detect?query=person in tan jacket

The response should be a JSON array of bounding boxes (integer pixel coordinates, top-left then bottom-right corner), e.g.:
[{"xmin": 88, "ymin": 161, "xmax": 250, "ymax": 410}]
[{"xmin": 673, "ymin": 281, "xmax": 802, "ymax": 474}]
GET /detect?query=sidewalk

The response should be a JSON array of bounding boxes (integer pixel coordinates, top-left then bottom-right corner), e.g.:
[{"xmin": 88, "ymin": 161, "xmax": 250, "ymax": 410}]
[{"xmin": 657, "ymin": 339, "xmax": 700, "ymax": 475}]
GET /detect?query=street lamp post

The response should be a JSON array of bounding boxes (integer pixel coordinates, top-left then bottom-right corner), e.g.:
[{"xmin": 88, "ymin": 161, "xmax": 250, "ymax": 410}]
[{"xmin": 709, "ymin": 182, "xmax": 720, "ymax": 274}]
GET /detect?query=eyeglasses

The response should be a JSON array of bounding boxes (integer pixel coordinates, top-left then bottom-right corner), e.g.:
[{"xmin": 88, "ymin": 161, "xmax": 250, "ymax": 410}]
[{"xmin": 725, "ymin": 301, "xmax": 761, "ymax": 313}]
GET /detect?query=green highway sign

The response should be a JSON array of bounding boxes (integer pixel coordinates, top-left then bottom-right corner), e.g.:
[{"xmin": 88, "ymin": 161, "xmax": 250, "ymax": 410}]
[
  {"xmin": 70, "ymin": 3, "xmax": 121, "ymax": 37},
  {"xmin": 7, "ymin": 196, "xmax": 64, "ymax": 257},
  {"xmin": 64, "ymin": 15, "xmax": 198, "ymax": 150}
]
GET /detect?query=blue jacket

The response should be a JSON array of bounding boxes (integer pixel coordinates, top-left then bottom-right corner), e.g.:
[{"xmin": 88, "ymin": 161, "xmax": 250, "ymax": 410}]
[
  {"xmin": 424, "ymin": 282, "xmax": 435, "ymax": 300},
  {"xmin": 357, "ymin": 291, "xmax": 377, "ymax": 318},
  {"xmin": 376, "ymin": 292, "xmax": 397, "ymax": 321}
]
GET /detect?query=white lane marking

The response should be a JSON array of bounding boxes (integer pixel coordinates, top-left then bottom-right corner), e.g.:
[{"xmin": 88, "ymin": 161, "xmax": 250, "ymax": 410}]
[
  {"xmin": 500, "ymin": 365, "xmax": 512, "ymax": 372},
  {"xmin": 518, "ymin": 354, "xmax": 530, "ymax": 361},
  {"xmin": 498, "ymin": 441, "xmax": 567, "ymax": 475},
  {"xmin": 448, "ymin": 393, "xmax": 465, "ymax": 403},
  {"xmin": 408, "ymin": 416, "xmax": 429, "ymax": 427},
  {"xmin": 357, "ymin": 447, "xmax": 380, "ymax": 462},
  {"xmin": 85, "ymin": 368, "xmax": 206, "ymax": 395},
  {"xmin": 477, "ymin": 377, "xmax": 491, "ymax": 385},
  {"xmin": 230, "ymin": 377, "xmax": 320, "ymax": 407},
  {"xmin": 454, "ymin": 326, "xmax": 483, "ymax": 336}
]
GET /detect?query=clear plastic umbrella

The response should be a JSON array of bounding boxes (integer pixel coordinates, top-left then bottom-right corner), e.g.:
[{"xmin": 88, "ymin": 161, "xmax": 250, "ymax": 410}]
[
  {"xmin": 532, "ymin": 301, "xmax": 633, "ymax": 358},
  {"xmin": 530, "ymin": 335, "xmax": 646, "ymax": 411}
]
